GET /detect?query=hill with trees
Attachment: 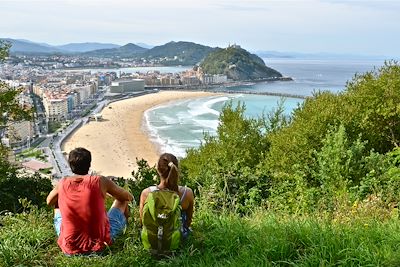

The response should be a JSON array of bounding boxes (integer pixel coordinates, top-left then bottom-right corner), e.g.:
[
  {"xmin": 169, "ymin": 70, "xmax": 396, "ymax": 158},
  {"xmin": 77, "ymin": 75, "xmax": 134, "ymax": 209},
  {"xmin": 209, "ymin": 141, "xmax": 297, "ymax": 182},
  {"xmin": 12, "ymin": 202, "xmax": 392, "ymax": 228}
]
[
  {"xmin": 141, "ymin": 41, "xmax": 215, "ymax": 65},
  {"xmin": 82, "ymin": 43, "xmax": 148, "ymax": 57},
  {"xmin": 200, "ymin": 45, "xmax": 282, "ymax": 80}
]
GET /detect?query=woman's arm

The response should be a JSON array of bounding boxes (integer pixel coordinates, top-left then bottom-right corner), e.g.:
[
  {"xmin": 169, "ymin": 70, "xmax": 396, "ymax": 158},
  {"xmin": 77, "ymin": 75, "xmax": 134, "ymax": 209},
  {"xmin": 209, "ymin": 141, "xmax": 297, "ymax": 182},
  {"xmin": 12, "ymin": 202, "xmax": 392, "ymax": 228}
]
[
  {"xmin": 185, "ymin": 188, "xmax": 194, "ymax": 227},
  {"xmin": 139, "ymin": 188, "xmax": 150, "ymax": 223}
]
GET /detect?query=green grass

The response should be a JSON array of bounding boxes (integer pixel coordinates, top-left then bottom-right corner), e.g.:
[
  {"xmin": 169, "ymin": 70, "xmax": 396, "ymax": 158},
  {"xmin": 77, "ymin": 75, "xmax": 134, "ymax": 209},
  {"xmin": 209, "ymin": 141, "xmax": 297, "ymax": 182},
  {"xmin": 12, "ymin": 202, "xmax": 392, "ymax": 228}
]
[
  {"xmin": 1, "ymin": 207, "xmax": 399, "ymax": 267},
  {"xmin": 17, "ymin": 148, "xmax": 46, "ymax": 161}
]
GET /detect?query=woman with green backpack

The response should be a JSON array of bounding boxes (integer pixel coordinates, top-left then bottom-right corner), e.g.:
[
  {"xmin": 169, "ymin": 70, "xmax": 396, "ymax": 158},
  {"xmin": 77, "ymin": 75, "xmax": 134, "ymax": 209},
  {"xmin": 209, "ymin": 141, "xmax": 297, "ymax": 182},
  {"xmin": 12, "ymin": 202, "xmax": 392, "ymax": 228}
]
[{"xmin": 139, "ymin": 153, "xmax": 194, "ymax": 254}]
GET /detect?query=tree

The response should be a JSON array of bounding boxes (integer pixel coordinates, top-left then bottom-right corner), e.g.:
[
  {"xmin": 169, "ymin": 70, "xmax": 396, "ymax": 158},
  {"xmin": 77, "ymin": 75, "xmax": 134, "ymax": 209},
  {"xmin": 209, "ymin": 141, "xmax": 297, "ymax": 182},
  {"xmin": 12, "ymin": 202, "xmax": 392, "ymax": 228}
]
[{"xmin": 0, "ymin": 41, "xmax": 51, "ymax": 212}]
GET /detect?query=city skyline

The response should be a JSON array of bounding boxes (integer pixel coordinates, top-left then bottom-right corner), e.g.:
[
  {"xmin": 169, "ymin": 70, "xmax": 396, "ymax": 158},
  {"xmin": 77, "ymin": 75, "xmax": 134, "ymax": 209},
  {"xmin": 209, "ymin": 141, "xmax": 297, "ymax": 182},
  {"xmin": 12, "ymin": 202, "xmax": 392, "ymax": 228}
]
[{"xmin": 1, "ymin": 0, "xmax": 400, "ymax": 57}]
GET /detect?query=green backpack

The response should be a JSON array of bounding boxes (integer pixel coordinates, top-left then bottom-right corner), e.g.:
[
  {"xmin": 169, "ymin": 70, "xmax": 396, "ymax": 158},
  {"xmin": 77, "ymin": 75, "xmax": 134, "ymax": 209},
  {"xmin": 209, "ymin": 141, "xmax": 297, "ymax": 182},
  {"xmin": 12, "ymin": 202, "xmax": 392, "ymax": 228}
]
[{"xmin": 141, "ymin": 186, "xmax": 182, "ymax": 254}]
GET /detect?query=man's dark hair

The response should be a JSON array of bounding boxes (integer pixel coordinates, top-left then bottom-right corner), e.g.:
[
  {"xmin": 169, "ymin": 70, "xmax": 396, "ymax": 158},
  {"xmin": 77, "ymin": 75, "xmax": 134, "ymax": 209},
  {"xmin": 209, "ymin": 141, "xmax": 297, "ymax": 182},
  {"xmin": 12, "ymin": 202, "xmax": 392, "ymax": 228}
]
[{"xmin": 68, "ymin": 147, "xmax": 91, "ymax": 175}]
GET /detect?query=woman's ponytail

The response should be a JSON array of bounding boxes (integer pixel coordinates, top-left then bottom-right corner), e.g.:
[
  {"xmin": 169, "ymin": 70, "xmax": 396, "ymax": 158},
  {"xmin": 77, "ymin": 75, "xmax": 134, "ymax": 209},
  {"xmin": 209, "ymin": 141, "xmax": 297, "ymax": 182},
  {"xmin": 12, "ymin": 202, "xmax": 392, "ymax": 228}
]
[
  {"xmin": 166, "ymin": 162, "xmax": 179, "ymax": 193},
  {"xmin": 157, "ymin": 153, "xmax": 179, "ymax": 193}
]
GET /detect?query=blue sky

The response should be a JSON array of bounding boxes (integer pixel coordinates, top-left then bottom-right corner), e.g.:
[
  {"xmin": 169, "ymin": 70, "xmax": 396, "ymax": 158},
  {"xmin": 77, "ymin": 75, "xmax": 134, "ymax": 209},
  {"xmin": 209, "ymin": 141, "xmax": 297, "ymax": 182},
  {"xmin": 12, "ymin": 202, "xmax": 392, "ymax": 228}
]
[{"xmin": 1, "ymin": 0, "xmax": 400, "ymax": 57}]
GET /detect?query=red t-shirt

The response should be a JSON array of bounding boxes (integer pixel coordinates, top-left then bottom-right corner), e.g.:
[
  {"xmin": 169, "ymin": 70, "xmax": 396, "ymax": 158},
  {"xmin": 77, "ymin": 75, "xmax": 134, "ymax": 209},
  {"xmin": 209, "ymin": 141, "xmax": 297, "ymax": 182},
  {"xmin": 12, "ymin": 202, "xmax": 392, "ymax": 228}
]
[{"xmin": 57, "ymin": 175, "xmax": 111, "ymax": 254}]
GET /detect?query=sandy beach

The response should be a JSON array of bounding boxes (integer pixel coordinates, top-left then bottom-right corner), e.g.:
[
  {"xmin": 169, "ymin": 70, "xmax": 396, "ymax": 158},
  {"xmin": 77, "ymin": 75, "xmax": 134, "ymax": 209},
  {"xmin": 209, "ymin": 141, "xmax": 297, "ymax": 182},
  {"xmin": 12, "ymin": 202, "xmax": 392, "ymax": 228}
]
[{"xmin": 62, "ymin": 91, "xmax": 220, "ymax": 178}]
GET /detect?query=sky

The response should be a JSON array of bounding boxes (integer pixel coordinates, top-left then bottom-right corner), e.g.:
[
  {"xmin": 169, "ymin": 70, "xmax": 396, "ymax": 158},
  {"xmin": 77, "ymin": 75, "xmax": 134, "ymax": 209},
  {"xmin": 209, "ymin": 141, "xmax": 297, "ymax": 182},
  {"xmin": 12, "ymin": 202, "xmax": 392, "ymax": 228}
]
[{"xmin": 1, "ymin": 0, "xmax": 400, "ymax": 57}]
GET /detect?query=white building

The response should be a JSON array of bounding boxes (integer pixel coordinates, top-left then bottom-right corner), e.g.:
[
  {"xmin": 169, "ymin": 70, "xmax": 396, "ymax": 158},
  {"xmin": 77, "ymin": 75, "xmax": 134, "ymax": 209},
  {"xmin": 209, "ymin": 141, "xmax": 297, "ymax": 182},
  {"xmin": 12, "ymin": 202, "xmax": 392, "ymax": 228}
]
[
  {"xmin": 110, "ymin": 79, "xmax": 145, "ymax": 93},
  {"xmin": 43, "ymin": 93, "xmax": 68, "ymax": 121},
  {"xmin": 73, "ymin": 85, "xmax": 92, "ymax": 103}
]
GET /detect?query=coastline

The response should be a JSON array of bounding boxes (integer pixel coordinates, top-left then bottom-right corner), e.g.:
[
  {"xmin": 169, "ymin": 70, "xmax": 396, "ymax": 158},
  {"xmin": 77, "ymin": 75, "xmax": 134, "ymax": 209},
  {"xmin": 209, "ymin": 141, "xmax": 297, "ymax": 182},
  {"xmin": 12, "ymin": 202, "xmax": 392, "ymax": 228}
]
[{"xmin": 61, "ymin": 90, "xmax": 221, "ymax": 178}]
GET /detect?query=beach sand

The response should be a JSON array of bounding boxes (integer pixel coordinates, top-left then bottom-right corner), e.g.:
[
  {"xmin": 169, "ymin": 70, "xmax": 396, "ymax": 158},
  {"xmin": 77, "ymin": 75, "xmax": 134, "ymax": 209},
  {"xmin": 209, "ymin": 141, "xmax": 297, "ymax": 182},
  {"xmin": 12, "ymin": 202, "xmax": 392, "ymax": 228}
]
[{"xmin": 62, "ymin": 91, "xmax": 219, "ymax": 178}]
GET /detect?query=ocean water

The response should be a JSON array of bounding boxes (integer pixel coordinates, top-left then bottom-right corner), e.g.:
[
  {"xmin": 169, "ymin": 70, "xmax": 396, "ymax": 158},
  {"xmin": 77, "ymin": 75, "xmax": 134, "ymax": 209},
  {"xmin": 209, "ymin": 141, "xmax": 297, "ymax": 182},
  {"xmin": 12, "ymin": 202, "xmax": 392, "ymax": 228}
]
[{"xmin": 145, "ymin": 58, "xmax": 385, "ymax": 157}]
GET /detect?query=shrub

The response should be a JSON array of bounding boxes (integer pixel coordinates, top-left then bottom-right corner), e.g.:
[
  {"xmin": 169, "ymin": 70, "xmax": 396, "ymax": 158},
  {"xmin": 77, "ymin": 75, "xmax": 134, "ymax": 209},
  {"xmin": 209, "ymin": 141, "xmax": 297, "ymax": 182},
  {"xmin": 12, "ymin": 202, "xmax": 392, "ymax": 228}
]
[{"xmin": 0, "ymin": 171, "xmax": 52, "ymax": 213}]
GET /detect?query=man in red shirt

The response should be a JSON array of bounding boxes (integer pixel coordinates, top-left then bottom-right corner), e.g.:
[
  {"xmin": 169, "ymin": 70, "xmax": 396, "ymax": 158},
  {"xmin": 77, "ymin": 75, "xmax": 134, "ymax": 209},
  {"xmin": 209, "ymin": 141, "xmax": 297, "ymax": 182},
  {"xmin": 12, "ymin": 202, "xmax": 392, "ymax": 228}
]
[{"xmin": 46, "ymin": 147, "xmax": 133, "ymax": 255}]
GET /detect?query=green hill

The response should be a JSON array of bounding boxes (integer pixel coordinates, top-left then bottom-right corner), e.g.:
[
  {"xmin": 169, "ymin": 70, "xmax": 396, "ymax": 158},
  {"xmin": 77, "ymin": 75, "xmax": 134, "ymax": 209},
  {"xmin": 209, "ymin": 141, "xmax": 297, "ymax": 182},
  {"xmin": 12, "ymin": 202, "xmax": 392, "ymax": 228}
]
[
  {"xmin": 83, "ymin": 43, "xmax": 148, "ymax": 57},
  {"xmin": 143, "ymin": 41, "xmax": 215, "ymax": 65},
  {"xmin": 200, "ymin": 46, "xmax": 282, "ymax": 80}
]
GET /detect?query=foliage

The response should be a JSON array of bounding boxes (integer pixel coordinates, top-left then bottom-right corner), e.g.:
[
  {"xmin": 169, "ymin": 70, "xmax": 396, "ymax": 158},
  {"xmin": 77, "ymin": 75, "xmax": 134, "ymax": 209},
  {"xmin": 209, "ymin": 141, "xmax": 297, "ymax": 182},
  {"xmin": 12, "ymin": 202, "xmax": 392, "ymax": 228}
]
[
  {"xmin": 0, "ymin": 40, "xmax": 11, "ymax": 62},
  {"xmin": 48, "ymin": 121, "xmax": 62, "ymax": 133},
  {"xmin": 0, "ymin": 172, "xmax": 52, "ymax": 212},
  {"xmin": 267, "ymin": 62, "xmax": 400, "ymax": 180},
  {"xmin": 200, "ymin": 46, "xmax": 282, "ymax": 80}
]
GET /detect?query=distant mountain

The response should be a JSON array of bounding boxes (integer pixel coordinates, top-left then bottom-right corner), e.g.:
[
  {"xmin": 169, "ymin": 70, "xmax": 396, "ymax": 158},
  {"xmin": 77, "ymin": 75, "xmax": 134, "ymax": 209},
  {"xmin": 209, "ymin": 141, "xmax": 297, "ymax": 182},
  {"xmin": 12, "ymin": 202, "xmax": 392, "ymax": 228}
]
[
  {"xmin": 135, "ymin": 43, "xmax": 154, "ymax": 49},
  {"xmin": 83, "ymin": 43, "xmax": 148, "ymax": 57},
  {"xmin": 15, "ymin": 39, "xmax": 55, "ymax": 48},
  {"xmin": 143, "ymin": 41, "xmax": 215, "ymax": 65},
  {"xmin": 2, "ymin": 38, "xmax": 121, "ymax": 54},
  {"xmin": 57, "ymin": 42, "xmax": 120, "ymax": 52},
  {"xmin": 2, "ymin": 38, "xmax": 63, "ymax": 54},
  {"xmin": 201, "ymin": 46, "xmax": 282, "ymax": 81}
]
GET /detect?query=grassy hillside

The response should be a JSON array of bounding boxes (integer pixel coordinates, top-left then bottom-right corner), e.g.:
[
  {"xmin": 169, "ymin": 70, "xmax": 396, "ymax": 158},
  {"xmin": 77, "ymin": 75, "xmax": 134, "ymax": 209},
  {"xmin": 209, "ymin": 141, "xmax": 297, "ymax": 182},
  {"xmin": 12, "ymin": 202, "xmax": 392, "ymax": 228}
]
[{"xmin": 1, "ymin": 205, "xmax": 399, "ymax": 266}]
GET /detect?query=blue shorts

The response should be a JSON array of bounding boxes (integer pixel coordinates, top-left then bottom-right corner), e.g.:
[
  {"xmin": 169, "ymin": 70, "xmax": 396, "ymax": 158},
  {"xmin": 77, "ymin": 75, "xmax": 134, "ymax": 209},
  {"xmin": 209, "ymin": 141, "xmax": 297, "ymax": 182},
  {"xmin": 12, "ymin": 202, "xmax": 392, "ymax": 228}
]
[{"xmin": 54, "ymin": 207, "xmax": 126, "ymax": 241}]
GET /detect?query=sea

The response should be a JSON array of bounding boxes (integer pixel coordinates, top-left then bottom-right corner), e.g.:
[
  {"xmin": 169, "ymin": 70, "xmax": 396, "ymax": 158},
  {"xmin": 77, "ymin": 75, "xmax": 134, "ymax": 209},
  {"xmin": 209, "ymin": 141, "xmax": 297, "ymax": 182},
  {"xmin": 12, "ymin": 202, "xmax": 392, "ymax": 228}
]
[{"xmin": 141, "ymin": 58, "xmax": 386, "ymax": 157}]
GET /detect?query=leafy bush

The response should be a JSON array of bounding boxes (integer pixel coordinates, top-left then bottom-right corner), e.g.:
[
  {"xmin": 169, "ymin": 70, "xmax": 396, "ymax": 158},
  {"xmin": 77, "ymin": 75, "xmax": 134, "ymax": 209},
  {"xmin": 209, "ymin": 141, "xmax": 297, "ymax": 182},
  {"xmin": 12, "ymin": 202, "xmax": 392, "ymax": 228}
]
[{"xmin": 0, "ymin": 167, "xmax": 52, "ymax": 212}]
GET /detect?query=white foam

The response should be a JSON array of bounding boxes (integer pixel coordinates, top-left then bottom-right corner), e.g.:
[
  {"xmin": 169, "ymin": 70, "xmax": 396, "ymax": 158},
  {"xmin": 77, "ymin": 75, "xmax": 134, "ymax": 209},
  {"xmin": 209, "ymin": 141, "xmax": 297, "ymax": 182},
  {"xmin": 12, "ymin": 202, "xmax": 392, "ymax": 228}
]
[
  {"xmin": 157, "ymin": 138, "xmax": 188, "ymax": 158},
  {"xmin": 143, "ymin": 95, "xmax": 232, "ymax": 158},
  {"xmin": 188, "ymin": 96, "xmax": 228, "ymax": 117}
]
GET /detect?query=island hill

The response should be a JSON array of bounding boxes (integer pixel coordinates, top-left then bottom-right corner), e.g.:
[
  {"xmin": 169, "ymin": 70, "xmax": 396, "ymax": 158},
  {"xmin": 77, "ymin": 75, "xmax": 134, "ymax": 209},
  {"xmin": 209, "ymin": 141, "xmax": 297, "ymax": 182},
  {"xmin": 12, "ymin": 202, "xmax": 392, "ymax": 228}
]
[{"xmin": 199, "ymin": 44, "xmax": 283, "ymax": 81}]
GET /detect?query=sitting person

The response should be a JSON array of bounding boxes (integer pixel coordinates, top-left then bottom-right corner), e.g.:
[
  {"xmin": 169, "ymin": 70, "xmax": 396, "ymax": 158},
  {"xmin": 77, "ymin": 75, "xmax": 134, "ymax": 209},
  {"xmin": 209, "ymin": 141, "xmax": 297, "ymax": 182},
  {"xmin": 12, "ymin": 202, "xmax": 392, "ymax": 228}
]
[
  {"xmin": 139, "ymin": 153, "xmax": 194, "ymax": 240},
  {"xmin": 46, "ymin": 147, "xmax": 133, "ymax": 255}
]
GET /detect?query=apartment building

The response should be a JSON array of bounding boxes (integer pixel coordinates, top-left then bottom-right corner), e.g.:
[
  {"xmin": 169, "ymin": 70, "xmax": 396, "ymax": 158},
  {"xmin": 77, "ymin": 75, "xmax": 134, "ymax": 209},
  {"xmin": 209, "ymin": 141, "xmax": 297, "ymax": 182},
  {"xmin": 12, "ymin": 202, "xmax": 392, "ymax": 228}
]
[
  {"xmin": 110, "ymin": 79, "xmax": 145, "ymax": 93},
  {"xmin": 42, "ymin": 93, "xmax": 68, "ymax": 121}
]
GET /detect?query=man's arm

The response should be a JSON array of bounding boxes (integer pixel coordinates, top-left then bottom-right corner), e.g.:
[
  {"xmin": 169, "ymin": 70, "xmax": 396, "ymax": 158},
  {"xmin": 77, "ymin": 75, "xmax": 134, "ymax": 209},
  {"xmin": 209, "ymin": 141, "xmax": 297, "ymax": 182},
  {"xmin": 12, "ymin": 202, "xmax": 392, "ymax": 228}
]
[
  {"xmin": 101, "ymin": 176, "xmax": 133, "ymax": 202},
  {"xmin": 46, "ymin": 183, "xmax": 59, "ymax": 207}
]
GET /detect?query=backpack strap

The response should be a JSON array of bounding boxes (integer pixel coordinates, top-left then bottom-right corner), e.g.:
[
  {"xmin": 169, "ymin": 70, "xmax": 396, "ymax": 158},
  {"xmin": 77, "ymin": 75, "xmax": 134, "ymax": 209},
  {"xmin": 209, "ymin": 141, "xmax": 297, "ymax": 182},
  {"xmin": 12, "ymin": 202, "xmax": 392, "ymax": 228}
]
[
  {"xmin": 180, "ymin": 186, "xmax": 187, "ymax": 203},
  {"xmin": 149, "ymin": 186, "xmax": 158, "ymax": 192}
]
